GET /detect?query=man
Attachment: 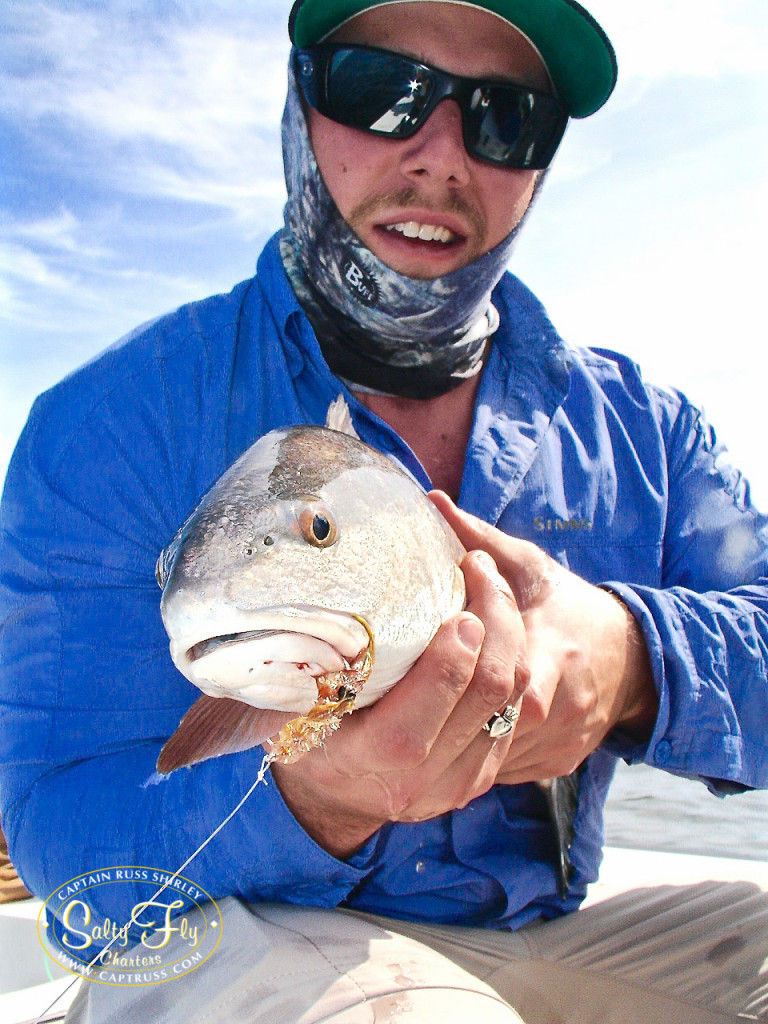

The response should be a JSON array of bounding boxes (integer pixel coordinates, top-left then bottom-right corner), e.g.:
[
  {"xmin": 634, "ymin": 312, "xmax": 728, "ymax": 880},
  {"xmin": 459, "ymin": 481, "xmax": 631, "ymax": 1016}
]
[{"xmin": 0, "ymin": 2, "xmax": 766, "ymax": 1022}]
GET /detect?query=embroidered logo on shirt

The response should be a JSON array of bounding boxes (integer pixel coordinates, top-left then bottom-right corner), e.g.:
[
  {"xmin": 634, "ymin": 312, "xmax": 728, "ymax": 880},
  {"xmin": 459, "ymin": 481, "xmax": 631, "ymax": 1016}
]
[{"xmin": 534, "ymin": 517, "xmax": 593, "ymax": 533}]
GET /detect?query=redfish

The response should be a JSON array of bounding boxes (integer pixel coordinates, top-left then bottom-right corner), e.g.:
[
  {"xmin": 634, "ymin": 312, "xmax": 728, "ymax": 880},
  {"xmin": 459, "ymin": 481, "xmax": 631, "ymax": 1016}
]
[
  {"xmin": 155, "ymin": 399, "xmax": 580, "ymax": 897},
  {"xmin": 155, "ymin": 398, "xmax": 465, "ymax": 774}
]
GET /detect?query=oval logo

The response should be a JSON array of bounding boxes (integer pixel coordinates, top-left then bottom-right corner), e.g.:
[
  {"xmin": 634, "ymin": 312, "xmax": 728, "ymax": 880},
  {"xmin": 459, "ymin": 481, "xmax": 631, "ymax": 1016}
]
[{"xmin": 38, "ymin": 866, "xmax": 222, "ymax": 986}]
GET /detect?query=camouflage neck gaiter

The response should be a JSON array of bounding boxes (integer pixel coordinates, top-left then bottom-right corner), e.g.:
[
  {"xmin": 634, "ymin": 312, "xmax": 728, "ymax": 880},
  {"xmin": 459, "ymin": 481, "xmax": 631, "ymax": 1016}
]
[{"xmin": 280, "ymin": 59, "xmax": 541, "ymax": 399}]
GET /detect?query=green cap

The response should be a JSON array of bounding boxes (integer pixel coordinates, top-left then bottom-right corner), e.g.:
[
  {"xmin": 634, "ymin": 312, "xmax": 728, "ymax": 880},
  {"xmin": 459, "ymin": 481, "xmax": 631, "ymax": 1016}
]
[{"xmin": 288, "ymin": 0, "xmax": 617, "ymax": 119}]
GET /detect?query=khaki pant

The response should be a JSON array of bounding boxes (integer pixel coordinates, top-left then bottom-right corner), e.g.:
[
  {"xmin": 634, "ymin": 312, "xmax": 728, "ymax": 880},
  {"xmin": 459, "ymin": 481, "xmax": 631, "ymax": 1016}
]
[{"xmin": 64, "ymin": 873, "xmax": 768, "ymax": 1024}]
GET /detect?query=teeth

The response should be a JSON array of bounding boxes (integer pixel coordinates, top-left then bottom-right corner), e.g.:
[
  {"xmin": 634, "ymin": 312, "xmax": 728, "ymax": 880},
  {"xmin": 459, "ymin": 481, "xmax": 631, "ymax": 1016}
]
[{"xmin": 385, "ymin": 222, "xmax": 456, "ymax": 243}]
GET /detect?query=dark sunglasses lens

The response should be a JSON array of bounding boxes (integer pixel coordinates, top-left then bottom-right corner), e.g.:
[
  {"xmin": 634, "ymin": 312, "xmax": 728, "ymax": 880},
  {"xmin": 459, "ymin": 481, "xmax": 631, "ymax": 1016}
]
[
  {"xmin": 325, "ymin": 49, "xmax": 433, "ymax": 136},
  {"xmin": 295, "ymin": 46, "xmax": 566, "ymax": 169},
  {"xmin": 466, "ymin": 86, "xmax": 565, "ymax": 168}
]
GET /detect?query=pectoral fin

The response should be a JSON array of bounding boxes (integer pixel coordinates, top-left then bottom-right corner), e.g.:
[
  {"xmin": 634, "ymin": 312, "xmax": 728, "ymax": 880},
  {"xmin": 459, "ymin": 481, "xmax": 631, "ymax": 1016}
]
[{"xmin": 156, "ymin": 695, "xmax": 295, "ymax": 775}]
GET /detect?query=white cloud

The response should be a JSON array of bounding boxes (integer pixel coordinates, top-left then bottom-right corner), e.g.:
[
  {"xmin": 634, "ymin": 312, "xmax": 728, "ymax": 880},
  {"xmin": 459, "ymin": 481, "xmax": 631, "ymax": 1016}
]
[
  {"xmin": 143, "ymin": 165, "xmax": 286, "ymax": 230},
  {"xmin": 7, "ymin": 208, "xmax": 111, "ymax": 259},
  {"xmin": 587, "ymin": 0, "xmax": 768, "ymax": 84},
  {"xmin": 2, "ymin": 2, "xmax": 290, "ymax": 216},
  {"xmin": 4, "ymin": 4, "xmax": 289, "ymax": 131},
  {"xmin": 0, "ymin": 241, "xmax": 76, "ymax": 295},
  {"xmin": 0, "ymin": 239, "xmax": 205, "ymax": 338}
]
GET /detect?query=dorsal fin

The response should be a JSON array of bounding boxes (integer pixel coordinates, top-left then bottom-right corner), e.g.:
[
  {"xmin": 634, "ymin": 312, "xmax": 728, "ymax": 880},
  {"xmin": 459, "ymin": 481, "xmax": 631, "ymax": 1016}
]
[{"xmin": 325, "ymin": 394, "xmax": 359, "ymax": 439}]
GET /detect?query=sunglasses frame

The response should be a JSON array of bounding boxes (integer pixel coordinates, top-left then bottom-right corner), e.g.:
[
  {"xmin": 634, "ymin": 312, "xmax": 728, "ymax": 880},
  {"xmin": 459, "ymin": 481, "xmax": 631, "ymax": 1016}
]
[{"xmin": 292, "ymin": 43, "xmax": 569, "ymax": 171}]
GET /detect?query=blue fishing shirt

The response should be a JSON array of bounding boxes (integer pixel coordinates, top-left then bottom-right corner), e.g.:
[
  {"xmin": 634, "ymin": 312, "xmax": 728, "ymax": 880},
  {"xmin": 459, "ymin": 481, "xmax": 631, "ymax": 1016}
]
[{"xmin": 1, "ymin": 234, "xmax": 767, "ymax": 933}]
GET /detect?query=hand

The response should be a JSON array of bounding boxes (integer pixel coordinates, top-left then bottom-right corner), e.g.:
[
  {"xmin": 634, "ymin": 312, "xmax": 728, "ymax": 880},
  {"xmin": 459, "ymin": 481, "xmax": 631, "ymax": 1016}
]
[
  {"xmin": 429, "ymin": 492, "xmax": 657, "ymax": 785},
  {"xmin": 269, "ymin": 549, "xmax": 529, "ymax": 859}
]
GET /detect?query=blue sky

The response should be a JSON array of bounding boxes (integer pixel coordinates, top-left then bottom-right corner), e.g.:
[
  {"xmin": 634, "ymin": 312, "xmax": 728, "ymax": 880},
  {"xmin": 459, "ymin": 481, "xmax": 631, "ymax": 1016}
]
[{"xmin": 2, "ymin": 0, "xmax": 767, "ymax": 502}]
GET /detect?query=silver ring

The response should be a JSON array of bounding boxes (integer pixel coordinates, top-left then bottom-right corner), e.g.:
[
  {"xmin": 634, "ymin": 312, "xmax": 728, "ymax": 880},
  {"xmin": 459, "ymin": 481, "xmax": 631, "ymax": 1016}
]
[{"xmin": 483, "ymin": 704, "xmax": 520, "ymax": 739}]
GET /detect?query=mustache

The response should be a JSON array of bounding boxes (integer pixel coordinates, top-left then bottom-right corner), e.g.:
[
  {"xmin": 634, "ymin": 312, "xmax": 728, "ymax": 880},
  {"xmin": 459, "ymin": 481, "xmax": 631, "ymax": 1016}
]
[{"xmin": 346, "ymin": 187, "xmax": 486, "ymax": 239}]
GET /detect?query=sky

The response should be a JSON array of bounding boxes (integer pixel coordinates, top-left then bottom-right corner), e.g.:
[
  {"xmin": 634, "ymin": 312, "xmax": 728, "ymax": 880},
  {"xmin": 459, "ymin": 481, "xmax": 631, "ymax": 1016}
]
[{"xmin": 2, "ymin": 0, "xmax": 768, "ymax": 503}]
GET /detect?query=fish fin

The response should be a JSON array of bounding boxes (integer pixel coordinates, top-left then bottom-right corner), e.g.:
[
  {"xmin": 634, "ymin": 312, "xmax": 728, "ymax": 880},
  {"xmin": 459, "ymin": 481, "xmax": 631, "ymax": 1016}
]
[
  {"xmin": 156, "ymin": 695, "xmax": 295, "ymax": 774},
  {"xmin": 325, "ymin": 394, "xmax": 359, "ymax": 439},
  {"xmin": 541, "ymin": 768, "xmax": 584, "ymax": 899},
  {"xmin": 326, "ymin": 394, "xmax": 420, "ymax": 484}
]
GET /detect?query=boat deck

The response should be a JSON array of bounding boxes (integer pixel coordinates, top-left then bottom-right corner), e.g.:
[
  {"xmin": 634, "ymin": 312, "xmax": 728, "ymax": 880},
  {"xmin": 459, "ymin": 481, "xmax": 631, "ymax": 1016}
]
[{"xmin": 2, "ymin": 847, "xmax": 767, "ymax": 1024}]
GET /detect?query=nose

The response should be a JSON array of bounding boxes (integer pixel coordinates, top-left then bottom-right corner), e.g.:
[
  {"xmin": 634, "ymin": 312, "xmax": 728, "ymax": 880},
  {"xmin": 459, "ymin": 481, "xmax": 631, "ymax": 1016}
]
[{"xmin": 398, "ymin": 99, "xmax": 471, "ymax": 188}]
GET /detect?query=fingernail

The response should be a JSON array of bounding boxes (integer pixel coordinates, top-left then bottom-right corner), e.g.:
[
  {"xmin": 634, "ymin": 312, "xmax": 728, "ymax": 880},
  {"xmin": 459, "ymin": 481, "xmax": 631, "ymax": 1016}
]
[
  {"xmin": 458, "ymin": 614, "xmax": 485, "ymax": 653},
  {"xmin": 472, "ymin": 550, "xmax": 498, "ymax": 575},
  {"xmin": 470, "ymin": 550, "xmax": 514, "ymax": 599}
]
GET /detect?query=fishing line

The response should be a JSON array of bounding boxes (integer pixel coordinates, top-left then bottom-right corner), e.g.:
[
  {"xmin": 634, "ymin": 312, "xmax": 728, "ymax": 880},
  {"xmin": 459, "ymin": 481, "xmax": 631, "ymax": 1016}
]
[{"xmin": 33, "ymin": 759, "xmax": 273, "ymax": 1024}]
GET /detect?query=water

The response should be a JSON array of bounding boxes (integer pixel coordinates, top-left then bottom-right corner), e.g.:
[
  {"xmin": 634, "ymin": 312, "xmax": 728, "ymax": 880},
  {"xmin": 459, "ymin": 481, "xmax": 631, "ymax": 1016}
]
[{"xmin": 604, "ymin": 761, "xmax": 768, "ymax": 861}]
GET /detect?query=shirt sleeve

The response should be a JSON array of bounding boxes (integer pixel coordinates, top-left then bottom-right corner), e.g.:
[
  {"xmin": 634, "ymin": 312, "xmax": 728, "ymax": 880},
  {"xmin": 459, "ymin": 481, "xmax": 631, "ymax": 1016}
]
[
  {"xmin": 602, "ymin": 389, "xmax": 768, "ymax": 792},
  {"xmin": 0, "ymin": 351, "xmax": 366, "ymax": 925}
]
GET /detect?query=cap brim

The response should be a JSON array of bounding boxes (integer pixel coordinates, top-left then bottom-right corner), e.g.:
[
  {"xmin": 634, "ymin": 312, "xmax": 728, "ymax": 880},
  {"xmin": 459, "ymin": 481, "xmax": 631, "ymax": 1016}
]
[{"xmin": 289, "ymin": 0, "xmax": 617, "ymax": 118}]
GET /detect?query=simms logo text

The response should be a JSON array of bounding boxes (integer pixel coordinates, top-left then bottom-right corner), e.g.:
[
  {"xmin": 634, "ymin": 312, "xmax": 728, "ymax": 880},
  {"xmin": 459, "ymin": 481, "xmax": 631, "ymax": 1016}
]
[{"xmin": 534, "ymin": 517, "xmax": 593, "ymax": 532}]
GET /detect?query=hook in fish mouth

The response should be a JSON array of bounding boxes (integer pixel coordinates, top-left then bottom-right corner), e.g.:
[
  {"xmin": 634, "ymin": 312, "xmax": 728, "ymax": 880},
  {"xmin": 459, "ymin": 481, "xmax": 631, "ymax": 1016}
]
[
  {"xmin": 156, "ymin": 630, "xmax": 375, "ymax": 775},
  {"xmin": 169, "ymin": 605, "xmax": 374, "ymax": 712},
  {"xmin": 159, "ymin": 614, "xmax": 375, "ymax": 773},
  {"xmin": 264, "ymin": 623, "xmax": 375, "ymax": 765},
  {"xmin": 187, "ymin": 626, "xmax": 370, "ymax": 687}
]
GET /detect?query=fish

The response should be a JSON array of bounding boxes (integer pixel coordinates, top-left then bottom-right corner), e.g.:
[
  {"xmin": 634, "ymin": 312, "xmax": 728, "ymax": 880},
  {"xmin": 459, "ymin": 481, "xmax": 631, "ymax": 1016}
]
[
  {"xmin": 155, "ymin": 397, "xmax": 581, "ymax": 896},
  {"xmin": 155, "ymin": 397, "xmax": 465, "ymax": 774}
]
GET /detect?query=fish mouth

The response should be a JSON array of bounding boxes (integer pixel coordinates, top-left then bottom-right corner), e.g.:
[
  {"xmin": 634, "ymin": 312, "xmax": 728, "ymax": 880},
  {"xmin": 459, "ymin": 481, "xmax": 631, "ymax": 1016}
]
[
  {"xmin": 188, "ymin": 629, "xmax": 299, "ymax": 663},
  {"xmin": 171, "ymin": 605, "xmax": 373, "ymax": 712}
]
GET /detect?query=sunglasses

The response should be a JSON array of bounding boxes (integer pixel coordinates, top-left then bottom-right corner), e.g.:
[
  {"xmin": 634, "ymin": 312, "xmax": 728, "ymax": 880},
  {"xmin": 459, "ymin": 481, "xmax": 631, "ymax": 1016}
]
[{"xmin": 292, "ymin": 44, "xmax": 568, "ymax": 171}]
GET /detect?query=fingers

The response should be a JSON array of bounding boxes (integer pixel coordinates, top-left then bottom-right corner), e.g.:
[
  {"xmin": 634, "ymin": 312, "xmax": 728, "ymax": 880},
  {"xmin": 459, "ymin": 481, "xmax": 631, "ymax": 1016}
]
[
  {"xmin": 429, "ymin": 491, "xmax": 557, "ymax": 609},
  {"xmin": 406, "ymin": 716, "xmax": 516, "ymax": 814},
  {"xmin": 335, "ymin": 610, "xmax": 486, "ymax": 774},
  {"xmin": 496, "ymin": 749, "xmax": 587, "ymax": 786},
  {"xmin": 423, "ymin": 550, "xmax": 528, "ymax": 768},
  {"xmin": 329, "ymin": 549, "xmax": 527, "ymax": 793},
  {"xmin": 462, "ymin": 550, "xmax": 529, "ymax": 711},
  {"xmin": 429, "ymin": 489, "xmax": 499, "ymax": 551},
  {"xmin": 270, "ymin": 545, "xmax": 533, "ymax": 848},
  {"xmin": 267, "ymin": 620, "xmax": 486, "ymax": 854}
]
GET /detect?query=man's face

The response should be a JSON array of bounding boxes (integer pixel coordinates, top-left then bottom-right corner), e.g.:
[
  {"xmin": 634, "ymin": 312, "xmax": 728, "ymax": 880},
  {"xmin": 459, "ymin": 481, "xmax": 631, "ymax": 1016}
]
[{"xmin": 307, "ymin": 2, "xmax": 553, "ymax": 280}]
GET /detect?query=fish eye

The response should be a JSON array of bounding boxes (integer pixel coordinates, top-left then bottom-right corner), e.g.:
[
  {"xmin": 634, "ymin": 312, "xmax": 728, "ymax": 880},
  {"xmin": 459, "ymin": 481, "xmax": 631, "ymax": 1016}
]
[
  {"xmin": 313, "ymin": 515, "xmax": 331, "ymax": 542},
  {"xmin": 298, "ymin": 505, "xmax": 337, "ymax": 549}
]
